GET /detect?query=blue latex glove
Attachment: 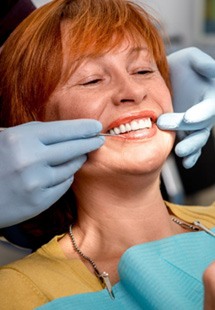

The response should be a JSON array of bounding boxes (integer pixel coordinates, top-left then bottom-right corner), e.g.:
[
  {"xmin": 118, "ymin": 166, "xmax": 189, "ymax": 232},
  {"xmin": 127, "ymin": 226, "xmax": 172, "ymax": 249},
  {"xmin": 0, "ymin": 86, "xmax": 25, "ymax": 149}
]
[
  {"xmin": 0, "ymin": 120, "xmax": 104, "ymax": 228},
  {"xmin": 157, "ymin": 47, "xmax": 215, "ymax": 168}
]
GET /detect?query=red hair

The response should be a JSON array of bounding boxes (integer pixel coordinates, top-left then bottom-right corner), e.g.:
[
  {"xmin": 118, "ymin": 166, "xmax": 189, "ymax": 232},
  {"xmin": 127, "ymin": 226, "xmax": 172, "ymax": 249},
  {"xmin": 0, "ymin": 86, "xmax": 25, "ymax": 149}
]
[
  {"xmin": 0, "ymin": 0, "xmax": 170, "ymax": 248},
  {"xmin": 0, "ymin": 0, "xmax": 170, "ymax": 126}
]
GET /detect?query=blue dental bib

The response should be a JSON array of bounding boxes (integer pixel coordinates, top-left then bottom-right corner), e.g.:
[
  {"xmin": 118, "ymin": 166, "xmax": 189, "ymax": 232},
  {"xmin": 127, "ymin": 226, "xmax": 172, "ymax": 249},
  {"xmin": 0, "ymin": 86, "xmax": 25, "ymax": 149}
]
[{"xmin": 37, "ymin": 229, "xmax": 215, "ymax": 310}]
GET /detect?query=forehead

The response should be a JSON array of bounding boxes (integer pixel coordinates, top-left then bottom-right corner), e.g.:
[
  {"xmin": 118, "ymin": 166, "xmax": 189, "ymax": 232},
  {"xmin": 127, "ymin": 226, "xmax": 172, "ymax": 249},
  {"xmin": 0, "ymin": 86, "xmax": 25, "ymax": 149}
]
[
  {"xmin": 77, "ymin": 46, "xmax": 154, "ymax": 72},
  {"xmin": 61, "ymin": 17, "xmax": 155, "ymax": 59},
  {"xmin": 60, "ymin": 30, "xmax": 153, "ymax": 81}
]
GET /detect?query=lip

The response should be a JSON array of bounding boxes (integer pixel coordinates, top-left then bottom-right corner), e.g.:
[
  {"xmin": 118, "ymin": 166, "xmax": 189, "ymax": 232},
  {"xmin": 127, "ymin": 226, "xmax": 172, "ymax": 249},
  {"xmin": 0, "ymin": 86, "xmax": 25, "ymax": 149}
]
[
  {"xmin": 106, "ymin": 125, "xmax": 157, "ymax": 141},
  {"xmin": 106, "ymin": 110, "xmax": 157, "ymax": 132}
]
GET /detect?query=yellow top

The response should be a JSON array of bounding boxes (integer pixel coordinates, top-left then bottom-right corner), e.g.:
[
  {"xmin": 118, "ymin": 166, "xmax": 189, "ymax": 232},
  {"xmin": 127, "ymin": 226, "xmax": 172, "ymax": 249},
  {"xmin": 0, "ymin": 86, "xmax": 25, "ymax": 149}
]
[
  {"xmin": 166, "ymin": 200, "xmax": 215, "ymax": 229},
  {"xmin": 0, "ymin": 201, "xmax": 215, "ymax": 310}
]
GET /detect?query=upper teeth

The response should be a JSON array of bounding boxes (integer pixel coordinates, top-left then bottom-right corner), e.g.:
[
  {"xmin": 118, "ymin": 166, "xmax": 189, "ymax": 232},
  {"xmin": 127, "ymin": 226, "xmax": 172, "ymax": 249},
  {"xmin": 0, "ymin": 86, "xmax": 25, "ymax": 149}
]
[{"xmin": 109, "ymin": 118, "xmax": 152, "ymax": 135}]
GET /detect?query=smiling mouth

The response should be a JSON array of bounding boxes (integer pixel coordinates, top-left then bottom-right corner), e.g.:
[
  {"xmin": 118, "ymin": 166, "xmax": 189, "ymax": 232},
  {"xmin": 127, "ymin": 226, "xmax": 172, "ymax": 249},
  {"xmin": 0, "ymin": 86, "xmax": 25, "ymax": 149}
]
[{"xmin": 107, "ymin": 118, "xmax": 152, "ymax": 135}]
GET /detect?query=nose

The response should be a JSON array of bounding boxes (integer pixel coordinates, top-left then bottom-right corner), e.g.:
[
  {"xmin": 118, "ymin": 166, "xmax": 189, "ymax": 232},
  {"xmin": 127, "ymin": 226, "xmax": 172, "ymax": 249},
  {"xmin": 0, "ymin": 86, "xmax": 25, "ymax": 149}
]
[{"xmin": 112, "ymin": 74, "xmax": 146, "ymax": 106}]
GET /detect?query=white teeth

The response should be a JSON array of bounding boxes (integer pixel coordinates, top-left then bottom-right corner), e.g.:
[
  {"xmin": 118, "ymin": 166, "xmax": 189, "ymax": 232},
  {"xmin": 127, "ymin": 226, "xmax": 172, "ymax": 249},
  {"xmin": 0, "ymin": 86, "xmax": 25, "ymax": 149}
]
[
  {"xmin": 139, "ymin": 119, "xmax": 151, "ymax": 129},
  {"xmin": 108, "ymin": 118, "xmax": 152, "ymax": 135},
  {"xmin": 130, "ymin": 120, "xmax": 139, "ymax": 130},
  {"xmin": 119, "ymin": 124, "xmax": 126, "ymax": 133},
  {"xmin": 125, "ymin": 123, "xmax": 132, "ymax": 132},
  {"xmin": 113, "ymin": 127, "xmax": 121, "ymax": 135},
  {"xmin": 139, "ymin": 119, "xmax": 146, "ymax": 129}
]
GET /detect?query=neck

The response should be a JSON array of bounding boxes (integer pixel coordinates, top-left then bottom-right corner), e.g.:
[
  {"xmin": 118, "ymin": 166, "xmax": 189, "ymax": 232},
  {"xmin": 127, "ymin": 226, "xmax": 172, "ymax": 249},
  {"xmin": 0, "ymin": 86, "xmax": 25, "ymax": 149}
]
[
  {"xmin": 59, "ymin": 171, "xmax": 181, "ymax": 286},
  {"xmin": 71, "ymin": 170, "xmax": 175, "ymax": 256}
]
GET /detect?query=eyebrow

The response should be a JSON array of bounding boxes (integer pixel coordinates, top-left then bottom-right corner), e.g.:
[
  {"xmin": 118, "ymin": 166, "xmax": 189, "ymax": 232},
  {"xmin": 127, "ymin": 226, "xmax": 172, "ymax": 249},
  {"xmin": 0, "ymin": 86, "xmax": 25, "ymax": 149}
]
[
  {"xmin": 126, "ymin": 47, "xmax": 151, "ymax": 62},
  {"xmin": 127, "ymin": 47, "xmax": 149, "ymax": 56}
]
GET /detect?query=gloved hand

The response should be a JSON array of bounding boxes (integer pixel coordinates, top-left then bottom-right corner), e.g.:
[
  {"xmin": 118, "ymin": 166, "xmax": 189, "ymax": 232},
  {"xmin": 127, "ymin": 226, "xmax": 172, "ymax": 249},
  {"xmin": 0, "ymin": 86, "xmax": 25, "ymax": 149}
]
[
  {"xmin": 157, "ymin": 47, "xmax": 215, "ymax": 168},
  {"xmin": 0, "ymin": 120, "xmax": 104, "ymax": 228}
]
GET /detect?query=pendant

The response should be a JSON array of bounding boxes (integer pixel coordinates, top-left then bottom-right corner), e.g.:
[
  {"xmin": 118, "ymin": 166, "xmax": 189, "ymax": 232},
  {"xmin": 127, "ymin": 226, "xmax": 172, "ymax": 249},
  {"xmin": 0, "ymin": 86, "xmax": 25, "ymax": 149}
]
[{"xmin": 97, "ymin": 271, "xmax": 115, "ymax": 300}]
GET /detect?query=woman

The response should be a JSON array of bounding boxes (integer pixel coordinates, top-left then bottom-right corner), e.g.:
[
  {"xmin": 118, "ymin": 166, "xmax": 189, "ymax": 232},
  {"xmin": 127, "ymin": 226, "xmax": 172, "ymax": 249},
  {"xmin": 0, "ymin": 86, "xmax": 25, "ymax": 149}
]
[
  {"xmin": 0, "ymin": 0, "xmax": 215, "ymax": 232},
  {"xmin": 0, "ymin": 0, "xmax": 215, "ymax": 309}
]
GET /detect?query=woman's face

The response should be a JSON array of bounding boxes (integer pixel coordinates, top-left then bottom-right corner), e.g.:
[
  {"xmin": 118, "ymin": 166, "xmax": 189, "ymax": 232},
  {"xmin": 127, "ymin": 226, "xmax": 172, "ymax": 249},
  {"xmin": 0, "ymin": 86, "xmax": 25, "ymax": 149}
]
[{"xmin": 46, "ymin": 39, "xmax": 175, "ymax": 176}]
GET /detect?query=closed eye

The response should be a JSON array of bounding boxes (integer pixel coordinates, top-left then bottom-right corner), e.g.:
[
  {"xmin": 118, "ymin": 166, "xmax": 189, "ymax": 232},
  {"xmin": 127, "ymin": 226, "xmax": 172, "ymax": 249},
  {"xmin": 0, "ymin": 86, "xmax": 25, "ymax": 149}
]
[
  {"xmin": 82, "ymin": 79, "xmax": 102, "ymax": 86},
  {"xmin": 136, "ymin": 70, "xmax": 154, "ymax": 75}
]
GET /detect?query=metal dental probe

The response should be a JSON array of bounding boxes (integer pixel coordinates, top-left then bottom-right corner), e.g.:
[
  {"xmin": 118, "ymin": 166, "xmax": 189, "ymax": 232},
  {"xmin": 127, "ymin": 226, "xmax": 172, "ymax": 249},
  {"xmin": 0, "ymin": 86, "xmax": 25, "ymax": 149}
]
[
  {"xmin": 98, "ymin": 133, "xmax": 117, "ymax": 137},
  {"xmin": 0, "ymin": 127, "xmax": 119, "ymax": 137}
]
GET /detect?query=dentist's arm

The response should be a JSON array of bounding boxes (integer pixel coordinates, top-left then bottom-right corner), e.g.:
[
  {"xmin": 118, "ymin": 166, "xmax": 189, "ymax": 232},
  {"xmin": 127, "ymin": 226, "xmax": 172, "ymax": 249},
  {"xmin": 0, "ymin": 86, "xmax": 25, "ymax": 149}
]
[
  {"xmin": 157, "ymin": 47, "xmax": 215, "ymax": 168},
  {"xmin": 0, "ymin": 120, "xmax": 104, "ymax": 228}
]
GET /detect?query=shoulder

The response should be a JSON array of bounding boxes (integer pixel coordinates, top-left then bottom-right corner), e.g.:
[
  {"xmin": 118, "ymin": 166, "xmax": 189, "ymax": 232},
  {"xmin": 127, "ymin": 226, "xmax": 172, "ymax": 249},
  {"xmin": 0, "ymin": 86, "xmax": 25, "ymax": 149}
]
[
  {"xmin": 0, "ymin": 235, "xmax": 63, "ymax": 308},
  {"xmin": 0, "ymin": 234, "xmax": 102, "ymax": 308},
  {"xmin": 0, "ymin": 264, "xmax": 48, "ymax": 309},
  {"xmin": 0, "ymin": 235, "xmax": 63, "ymax": 309},
  {"xmin": 166, "ymin": 200, "xmax": 215, "ymax": 228},
  {"xmin": 0, "ymin": 234, "xmax": 68, "ymax": 278}
]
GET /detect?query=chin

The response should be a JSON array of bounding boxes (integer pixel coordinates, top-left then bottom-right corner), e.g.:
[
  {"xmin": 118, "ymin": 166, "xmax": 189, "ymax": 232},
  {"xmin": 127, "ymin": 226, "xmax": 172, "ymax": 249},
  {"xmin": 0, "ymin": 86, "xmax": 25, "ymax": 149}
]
[
  {"xmin": 85, "ymin": 131, "xmax": 175, "ymax": 176},
  {"xmin": 120, "ymin": 149, "xmax": 170, "ymax": 175},
  {"xmin": 122, "ymin": 131, "xmax": 174, "ymax": 167},
  {"xmin": 86, "ymin": 146, "xmax": 171, "ymax": 178}
]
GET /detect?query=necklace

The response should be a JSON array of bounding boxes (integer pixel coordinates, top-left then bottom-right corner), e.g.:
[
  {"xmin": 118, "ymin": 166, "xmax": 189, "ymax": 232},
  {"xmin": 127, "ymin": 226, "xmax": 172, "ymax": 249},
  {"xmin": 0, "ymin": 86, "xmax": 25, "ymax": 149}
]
[
  {"xmin": 171, "ymin": 217, "xmax": 215, "ymax": 237},
  {"xmin": 171, "ymin": 217, "xmax": 200, "ymax": 231},
  {"xmin": 69, "ymin": 219, "xmax": 214, "ymax": 300},
  {"xmin": 68, "ymin": 225, "xmax": 115, "ymax": 299}
]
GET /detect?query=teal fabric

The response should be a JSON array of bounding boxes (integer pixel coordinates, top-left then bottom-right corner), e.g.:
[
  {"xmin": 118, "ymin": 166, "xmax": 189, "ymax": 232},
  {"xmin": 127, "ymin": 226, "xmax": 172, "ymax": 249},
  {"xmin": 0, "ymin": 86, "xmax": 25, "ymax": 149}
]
[{"xmin": 37, "ymin": 229, "xmax": 215, "ymax": 310}]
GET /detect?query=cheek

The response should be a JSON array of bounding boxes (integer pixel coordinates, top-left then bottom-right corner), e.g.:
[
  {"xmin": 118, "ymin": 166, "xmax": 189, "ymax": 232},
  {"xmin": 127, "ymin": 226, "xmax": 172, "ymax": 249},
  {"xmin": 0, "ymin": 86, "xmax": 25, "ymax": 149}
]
[
  {"xmin": 163, "ymin": 91, "xmax": 173, "ymax": 113},
  {"xmin": 151, "ymin": 79, "xmax": 173, "ymax": 113},
  {"xmin": 45, "ymin": 94, "xmax": 97, "ymax": 121},
  {"xmin": 46, "ymin": 87, "xmax": 110, "ymax": 122}
]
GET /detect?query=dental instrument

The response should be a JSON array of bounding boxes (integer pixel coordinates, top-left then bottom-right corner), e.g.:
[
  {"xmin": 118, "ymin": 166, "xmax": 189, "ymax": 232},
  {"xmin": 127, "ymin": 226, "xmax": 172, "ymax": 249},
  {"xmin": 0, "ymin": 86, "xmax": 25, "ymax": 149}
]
[
  {"xmin": 98, "ymin": 133, "xmax": 118, "ymax": 137},
  {"xmin": 0, "ymin": 127, "xmax": 118, "ymax": 137}
]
